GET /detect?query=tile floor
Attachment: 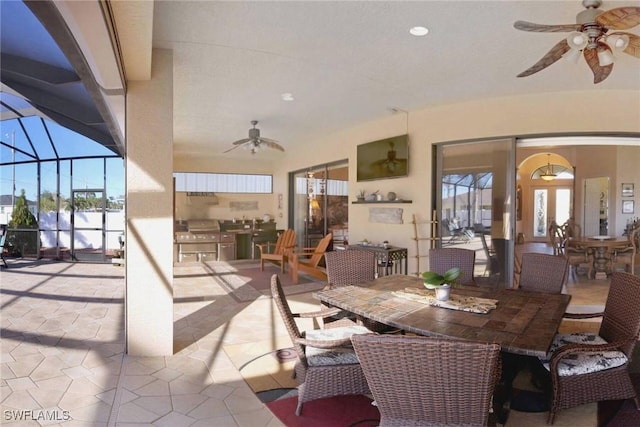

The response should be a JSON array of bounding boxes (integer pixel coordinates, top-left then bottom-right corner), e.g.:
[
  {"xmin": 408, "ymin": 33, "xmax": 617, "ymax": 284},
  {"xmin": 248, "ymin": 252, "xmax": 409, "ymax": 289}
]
[{"xmin": 0, "ymin": 256, "xmax": 626, "ymax": 426}]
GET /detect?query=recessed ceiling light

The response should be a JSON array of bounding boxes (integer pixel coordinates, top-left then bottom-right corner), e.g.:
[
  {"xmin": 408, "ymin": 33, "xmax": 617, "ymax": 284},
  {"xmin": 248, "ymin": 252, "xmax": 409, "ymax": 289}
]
[
  {"xmin": 409, "ymin": 26, "xmax": 429, "ymax": 36},
  {"xmin": 281, "ymin": 92, "xmax": 294, "ymax": 101}
]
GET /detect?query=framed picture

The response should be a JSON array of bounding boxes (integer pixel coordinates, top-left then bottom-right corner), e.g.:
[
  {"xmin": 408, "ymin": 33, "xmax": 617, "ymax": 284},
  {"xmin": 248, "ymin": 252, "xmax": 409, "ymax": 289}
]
[
  {"xmin": 357, "ymin": 134, "xmax": 409, "ymax": 181},
  {"xmin": 622, "ymin": 183, "xmax": 634, "ymax": 197},
  {"xmin": 622, "ymin": 200, "xmax": 634, "ymax": 214}
]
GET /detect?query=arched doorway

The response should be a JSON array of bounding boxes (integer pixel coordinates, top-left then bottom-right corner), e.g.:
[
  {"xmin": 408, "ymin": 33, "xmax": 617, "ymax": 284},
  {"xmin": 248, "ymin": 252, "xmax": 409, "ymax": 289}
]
[{"xmin": 516, "ymin": 152, "xmax": 575, "ymax": 244}]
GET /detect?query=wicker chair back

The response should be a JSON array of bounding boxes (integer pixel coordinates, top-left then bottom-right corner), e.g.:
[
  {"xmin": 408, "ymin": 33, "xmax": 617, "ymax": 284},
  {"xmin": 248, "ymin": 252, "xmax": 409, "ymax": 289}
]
[{"xmin": 352, "ymin": 334, "xmax": 501, "ymax": 426}]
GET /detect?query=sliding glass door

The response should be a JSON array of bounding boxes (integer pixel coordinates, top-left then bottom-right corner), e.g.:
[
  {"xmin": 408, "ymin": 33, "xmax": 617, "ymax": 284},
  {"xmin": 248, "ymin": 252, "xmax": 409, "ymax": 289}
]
[
  {"xmin": 435, "ymin": 139, "xmax": 516, "ymax": 286},
  {"xmin": 289, "ymin": 160, "xmax": 348, "ymax": 250}
]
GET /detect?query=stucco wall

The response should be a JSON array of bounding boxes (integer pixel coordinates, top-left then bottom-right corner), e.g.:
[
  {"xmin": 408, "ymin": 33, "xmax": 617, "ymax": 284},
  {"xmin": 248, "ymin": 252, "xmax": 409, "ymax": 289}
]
[{"xmin": 175, "ymin": 90, "xmax": 640, "ymax": 275}]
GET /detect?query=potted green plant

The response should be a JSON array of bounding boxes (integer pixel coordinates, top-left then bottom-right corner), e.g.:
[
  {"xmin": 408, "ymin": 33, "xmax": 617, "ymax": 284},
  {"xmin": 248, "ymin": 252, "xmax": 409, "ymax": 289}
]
[{"xmin": 421, "ymin": 267, "xmax": 461, "ymax": 301}]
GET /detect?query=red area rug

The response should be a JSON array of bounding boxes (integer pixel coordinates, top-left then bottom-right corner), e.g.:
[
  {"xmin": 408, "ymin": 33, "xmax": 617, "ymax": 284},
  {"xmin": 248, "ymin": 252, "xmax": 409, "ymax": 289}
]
[{"xmin": 265, "ymin": 393, "xmax": 380, "ymax": 427}]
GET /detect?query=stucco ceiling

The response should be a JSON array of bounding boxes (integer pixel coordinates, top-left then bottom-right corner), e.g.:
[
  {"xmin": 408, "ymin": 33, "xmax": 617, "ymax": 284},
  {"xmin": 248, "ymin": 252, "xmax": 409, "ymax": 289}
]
[
  {"xmin": 3, "ymin": 1, "xmax": 640, "ymax": 161},
  {"xmin": 146, "ymin": 0, "xmax": 640, "ymax": 160}
]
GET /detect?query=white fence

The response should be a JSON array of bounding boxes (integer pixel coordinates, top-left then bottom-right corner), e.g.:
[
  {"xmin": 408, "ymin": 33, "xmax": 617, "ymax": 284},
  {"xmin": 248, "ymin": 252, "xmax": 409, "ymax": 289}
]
[{"xmin": 39, "ymin": 211, "xmax": 124, "ymax": 249}]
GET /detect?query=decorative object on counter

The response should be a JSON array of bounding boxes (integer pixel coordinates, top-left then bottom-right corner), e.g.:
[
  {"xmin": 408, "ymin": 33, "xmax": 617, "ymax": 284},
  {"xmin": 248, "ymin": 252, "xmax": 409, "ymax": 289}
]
[
  {"xmin": 383, "ymin": 240, "xmax": 389, "ymax": 249},
  {"xmin": 356, "ymin": 190, "xmax": 366, "ymax": 201},
  {"xmin": 262, "ymin": 214, "xmax": 271, "ymax": 222},
  {"xmin": 387, "ymin": 191, "xmax": 396, "ymax": 201},
  {"xmin": 421, "ymin": 267, "xmax": 461, "ymax": 301}
]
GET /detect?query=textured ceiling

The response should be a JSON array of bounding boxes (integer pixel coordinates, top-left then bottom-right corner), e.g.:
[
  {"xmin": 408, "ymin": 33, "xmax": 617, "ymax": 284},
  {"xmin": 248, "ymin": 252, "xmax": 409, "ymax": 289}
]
[{"xmin": 148, "ymin": 1, "xmax": 640, "ymax": 160}]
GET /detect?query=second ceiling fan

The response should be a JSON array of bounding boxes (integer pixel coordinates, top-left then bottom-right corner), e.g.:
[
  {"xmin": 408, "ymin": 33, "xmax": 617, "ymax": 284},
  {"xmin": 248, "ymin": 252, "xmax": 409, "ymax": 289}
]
[
  {"xmin": 514, "ymin": 0, "xmax": 640, "ymax": 83},
  {"xmin": 225, "ymin": 120, "xmax": 285, "ymax": 155}
]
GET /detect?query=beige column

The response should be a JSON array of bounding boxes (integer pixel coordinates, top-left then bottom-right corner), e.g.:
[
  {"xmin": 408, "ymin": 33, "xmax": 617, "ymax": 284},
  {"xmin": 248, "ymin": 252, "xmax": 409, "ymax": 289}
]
[{"xmin": 125, "ymin": 49, "xmax": 174, "ymax": 355}]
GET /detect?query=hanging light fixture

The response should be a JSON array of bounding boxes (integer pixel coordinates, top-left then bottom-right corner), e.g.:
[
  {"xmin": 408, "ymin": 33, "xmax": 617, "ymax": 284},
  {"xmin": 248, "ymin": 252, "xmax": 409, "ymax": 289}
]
[{"xmin": 540, "ymin": 154, "xmax": 557, "ymax": 181}]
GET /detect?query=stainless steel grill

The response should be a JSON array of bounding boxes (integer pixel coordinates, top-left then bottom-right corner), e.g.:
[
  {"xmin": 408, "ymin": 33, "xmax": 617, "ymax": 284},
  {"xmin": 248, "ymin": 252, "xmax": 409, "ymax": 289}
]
[{"xmin": 175, "ymin": 219, "xmax": 222, "ymax": 262}]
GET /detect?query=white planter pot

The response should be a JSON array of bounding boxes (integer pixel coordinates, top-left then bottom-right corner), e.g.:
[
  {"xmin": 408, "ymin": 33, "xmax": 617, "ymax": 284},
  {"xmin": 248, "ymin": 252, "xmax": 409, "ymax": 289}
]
[{"xmin": 435, "ymin": 284, "xmax": 451, "ymax": 301}]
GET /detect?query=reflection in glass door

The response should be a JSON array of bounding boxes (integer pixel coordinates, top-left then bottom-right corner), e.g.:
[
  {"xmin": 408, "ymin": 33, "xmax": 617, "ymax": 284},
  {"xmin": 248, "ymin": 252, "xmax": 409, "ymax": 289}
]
[
  {"xmin": 71, "ymin": 189, "xmax": 106, "ymax": 262},
  {"xmin": 436, "ymin": 139, "xmax": 515, "ymax": 287},
  {"xmin": 289, "ymin": 160, "xmax": 348, "ymax": 250}
]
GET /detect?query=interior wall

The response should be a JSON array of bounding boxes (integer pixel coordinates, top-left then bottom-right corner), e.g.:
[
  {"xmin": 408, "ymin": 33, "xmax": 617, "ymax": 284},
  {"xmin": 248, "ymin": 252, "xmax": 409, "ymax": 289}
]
[
  {"xmin": 173, "ymin": 90, "xmax": 639, "ymax": 276},
  {"xmin": 276, "ymin": 90, "xmax": 640, "ymax": 275}
]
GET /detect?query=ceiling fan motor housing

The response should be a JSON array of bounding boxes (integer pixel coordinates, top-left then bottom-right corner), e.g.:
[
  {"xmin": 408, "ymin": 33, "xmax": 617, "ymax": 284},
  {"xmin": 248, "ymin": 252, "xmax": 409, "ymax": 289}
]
[{"xmin": 248, "ymin": 128, "xmax": 260, "ymax": 139}]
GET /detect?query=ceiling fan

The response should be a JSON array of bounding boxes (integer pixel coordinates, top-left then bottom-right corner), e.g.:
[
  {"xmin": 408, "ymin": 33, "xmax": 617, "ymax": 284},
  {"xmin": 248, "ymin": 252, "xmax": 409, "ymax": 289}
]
[
  {"xmin": 514, "ymin": 0, "xmax": 640, "ymax": 83},
  {"xmin": 224, "ymin": 120, "xmax": 285, "ymax": 154}
]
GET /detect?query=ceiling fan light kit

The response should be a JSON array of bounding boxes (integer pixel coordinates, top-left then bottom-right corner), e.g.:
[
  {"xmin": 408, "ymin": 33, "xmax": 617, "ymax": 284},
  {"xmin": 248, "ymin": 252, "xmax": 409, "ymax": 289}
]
[{"xmin": 514, "ymin": 0, "xmax": 640, "ymax": 83}]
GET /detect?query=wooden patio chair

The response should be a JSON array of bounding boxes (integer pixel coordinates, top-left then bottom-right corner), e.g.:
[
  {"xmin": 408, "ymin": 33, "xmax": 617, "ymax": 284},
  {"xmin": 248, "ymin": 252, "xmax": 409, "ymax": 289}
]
[
  {"xmin": 270, "ymin": 274, "xmax": 370, "ymax": 415},
  {"xmin": 538, "ymin": 272, "xmax": 640, "ymax": 424},
  {"xmin": 351, "ymin": 333, "xmax": 501, "ymax": 426},
  {"xmin": 288, "ymin": 233, "xmax": 332, "ymax": 284},
  {"xmin": 428, "ymin": 247, "xmax": 477, "ymax": 286},
  {"xmin": 518, "ymin": 252, "xmax": 568, "ymax": 294},
  {"xmin": 256, "ymin": 228, "xmax": 295, "ymax": 273}
]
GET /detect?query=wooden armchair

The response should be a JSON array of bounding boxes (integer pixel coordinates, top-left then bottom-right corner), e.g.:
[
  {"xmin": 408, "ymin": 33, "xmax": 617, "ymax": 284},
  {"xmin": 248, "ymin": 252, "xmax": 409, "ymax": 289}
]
[
  {"xmin": 288, "ymin": 233, "xmax": 333, "ymax": 284},
  {"xmin": 256, "ymin": 228, "xmax": 295, "ymax": 273}
]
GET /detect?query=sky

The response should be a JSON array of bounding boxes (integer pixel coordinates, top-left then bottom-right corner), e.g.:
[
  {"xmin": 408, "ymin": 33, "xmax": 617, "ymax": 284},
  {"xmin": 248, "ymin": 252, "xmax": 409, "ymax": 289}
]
[{"xmin": 0, "ymin": 115, "xmax": 124, "ymax": 203}]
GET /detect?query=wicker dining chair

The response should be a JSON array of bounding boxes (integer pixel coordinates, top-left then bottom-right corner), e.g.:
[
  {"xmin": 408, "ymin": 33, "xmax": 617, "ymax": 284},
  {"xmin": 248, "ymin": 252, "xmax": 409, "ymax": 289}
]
[
  {"xmin": 351, "ymin": 333, "xmax": 501, "ymax": 427},
  {"xmin": 428, "ymin": 247, "xmax": 477, "ymax": 286},
  {"xmin": 325, "ymin": 249, "xmax": 398, "ymax": 333},
  {"xmin": 538, "ymin": 272, "xmax": 640, "ymax": 424},
  {"xmin": 270, "ymin": 274, "xmax": 370, "ymax": 415},
  {"xmin": 325, "ymin": 249, "xmax": 376, "ymax": 286},
  {"xmin": 518, "ymin": 252, "xmax": 568, "ymax": 294}
]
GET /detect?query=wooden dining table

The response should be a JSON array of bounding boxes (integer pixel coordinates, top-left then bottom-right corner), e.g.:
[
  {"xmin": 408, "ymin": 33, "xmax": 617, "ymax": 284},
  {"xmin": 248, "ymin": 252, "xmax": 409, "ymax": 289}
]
[
  {"xmin": 314, "ymin": 275, "xmax": 571, "ymax": 357},
  {"xmin": 566, "ymin": 235, "xmax": 630, "ymax": 279}
]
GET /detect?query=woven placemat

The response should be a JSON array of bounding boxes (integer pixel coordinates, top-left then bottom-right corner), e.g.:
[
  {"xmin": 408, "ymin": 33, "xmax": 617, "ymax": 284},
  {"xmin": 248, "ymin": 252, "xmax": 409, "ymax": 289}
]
[{"xmin": 393, "ymin": 287, "xmax": 498, "ymax": 314}]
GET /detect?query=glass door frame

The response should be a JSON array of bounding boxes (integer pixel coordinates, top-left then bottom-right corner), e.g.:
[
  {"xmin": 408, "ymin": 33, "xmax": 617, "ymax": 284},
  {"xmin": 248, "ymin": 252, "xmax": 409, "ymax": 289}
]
[
  {"xmin": 434, "ymin": 138, "xmax": 517, "ymax": 287},
  {"xmin": 288, "ymin": 159, "xmax": 348, "ymax": 250}
]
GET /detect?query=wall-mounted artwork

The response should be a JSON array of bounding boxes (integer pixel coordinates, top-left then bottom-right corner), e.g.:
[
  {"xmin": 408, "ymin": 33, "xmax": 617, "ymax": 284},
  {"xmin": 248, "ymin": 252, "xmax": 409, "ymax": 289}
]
[
  {"xmin": 622, "ymin": 200, "xmax": 634, "ymax": 214},
  {"xmin": 357, "ymin": 134, "xmax": 408, "ymax": 181}
]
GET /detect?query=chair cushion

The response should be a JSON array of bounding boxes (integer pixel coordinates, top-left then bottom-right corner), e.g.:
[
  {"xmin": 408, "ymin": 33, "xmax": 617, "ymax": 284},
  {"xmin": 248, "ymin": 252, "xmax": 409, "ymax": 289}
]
[
  {"xmin": 539, "ymin": 332, "xmax": 627, "ymax": 377},
  {"xmin": 305, "ymin": 325, "xmax": 369, "ymax": 366}
]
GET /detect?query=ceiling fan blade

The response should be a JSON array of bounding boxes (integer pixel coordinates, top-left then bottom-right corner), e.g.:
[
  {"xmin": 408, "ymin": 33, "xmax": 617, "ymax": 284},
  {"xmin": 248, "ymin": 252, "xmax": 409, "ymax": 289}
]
[
  {"xmin": 514, "ymin": 21, "xmax": 580, "ymax": 33},
  {"xmin": 595, "ymin": 7, "xmax": 640, "ymax": 30},
  {"xmin": 223, "ymin": 144, "xmax": 243, "ymax": 153},
  {"xmin": 611, "ymin": 31, "xmax": 640, "ymax": 58},
  {"xmin": 584, "ymin": 48, "xmax": 613, "ymax": 84},
  {"xmin": 258, "ymin": 136, "xmax": 280, "ymax": 145},
  {"xmin": 517, "ymin": 39, "xmax": 571, "ymax": 78},
  {"xmin": 231, "ymin": 138, "xmax": 251, "ymax": 145},
  {"xmin": 259, "ymin": 139, "xmax": 285, "ymax": 152}
]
